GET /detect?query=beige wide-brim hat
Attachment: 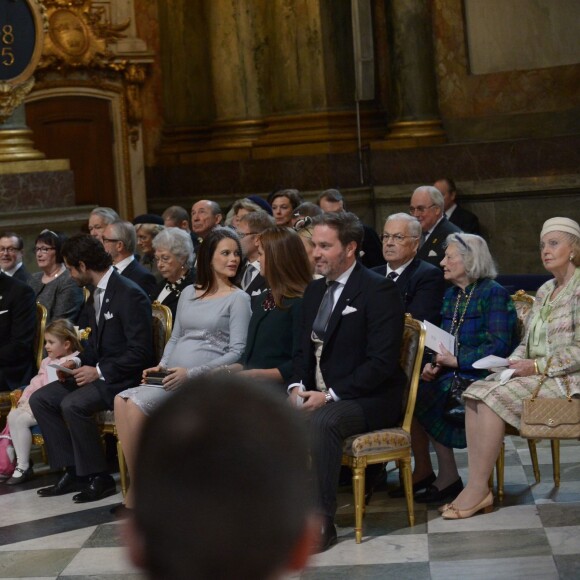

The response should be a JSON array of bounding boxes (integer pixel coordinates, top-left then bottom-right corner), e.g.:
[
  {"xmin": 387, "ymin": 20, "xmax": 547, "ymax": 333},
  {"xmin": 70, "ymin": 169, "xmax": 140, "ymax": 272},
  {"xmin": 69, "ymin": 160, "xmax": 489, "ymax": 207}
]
[{"xmin": 540, "ymin": 217, "xmax": 580, "ymax": 239}]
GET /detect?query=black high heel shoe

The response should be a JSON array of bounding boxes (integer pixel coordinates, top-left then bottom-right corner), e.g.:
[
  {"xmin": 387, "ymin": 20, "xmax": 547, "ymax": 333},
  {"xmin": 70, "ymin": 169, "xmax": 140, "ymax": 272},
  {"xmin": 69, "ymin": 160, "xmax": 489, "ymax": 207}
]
[
  {"xmin": 388, "ymin": 472, "xmax": 436, "ymax": 498},
  {"xmin": 414, "ymin": 478, "xmax": 464, "ymax": 504}
]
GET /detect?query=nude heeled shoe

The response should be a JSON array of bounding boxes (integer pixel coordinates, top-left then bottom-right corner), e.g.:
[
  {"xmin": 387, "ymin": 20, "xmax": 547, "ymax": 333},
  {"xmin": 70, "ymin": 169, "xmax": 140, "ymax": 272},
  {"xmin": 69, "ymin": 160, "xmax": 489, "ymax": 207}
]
[{"xmin": 440, "ymin": 491, "xmax": 494, "ymax": 520}]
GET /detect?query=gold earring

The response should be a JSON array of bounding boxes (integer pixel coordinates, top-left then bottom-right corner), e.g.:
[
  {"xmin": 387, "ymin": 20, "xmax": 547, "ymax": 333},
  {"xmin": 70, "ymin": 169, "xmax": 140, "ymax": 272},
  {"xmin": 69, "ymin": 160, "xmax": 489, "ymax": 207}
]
[{"xmin": 570, "ymin": 254, "xmax": 575, "ymax": 262}]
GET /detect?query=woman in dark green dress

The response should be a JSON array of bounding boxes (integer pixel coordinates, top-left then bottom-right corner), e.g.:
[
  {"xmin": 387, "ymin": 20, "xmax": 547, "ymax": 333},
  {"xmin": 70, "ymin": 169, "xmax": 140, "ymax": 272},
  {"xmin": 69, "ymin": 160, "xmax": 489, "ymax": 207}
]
[{"xmin": 228, "ymin": 226, "xmax": 312, "ymax": 387}]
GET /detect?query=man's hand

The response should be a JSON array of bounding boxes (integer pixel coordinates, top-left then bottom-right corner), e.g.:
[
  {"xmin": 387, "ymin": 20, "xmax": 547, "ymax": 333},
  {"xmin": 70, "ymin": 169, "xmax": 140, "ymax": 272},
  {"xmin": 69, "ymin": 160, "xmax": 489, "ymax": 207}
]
[
  {"xmin": 71, "ymin": 365, "xmax": 99, "ymax": 387},
  {"xmin": 300, "ymin": 390, "xmax": 327, "ymax": 411}
]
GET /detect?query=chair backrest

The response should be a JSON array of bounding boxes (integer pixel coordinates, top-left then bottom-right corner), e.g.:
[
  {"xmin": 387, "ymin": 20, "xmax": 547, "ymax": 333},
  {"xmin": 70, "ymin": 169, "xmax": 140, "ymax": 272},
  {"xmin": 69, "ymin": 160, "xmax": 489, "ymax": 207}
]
[
  {"xmin": 152, "ymin": 301, "xmax": 173, "ymax": 361},
  {"xmin": 35, "ymin": 302, "xmax": 48, "ymax": 370},
  {"xmin": 399, "ymin": 314, "xmax": 426, "ymax": 433},
  {"xmin": 511, "ymin": 290, "xmax": 534, "ymax": 340}
]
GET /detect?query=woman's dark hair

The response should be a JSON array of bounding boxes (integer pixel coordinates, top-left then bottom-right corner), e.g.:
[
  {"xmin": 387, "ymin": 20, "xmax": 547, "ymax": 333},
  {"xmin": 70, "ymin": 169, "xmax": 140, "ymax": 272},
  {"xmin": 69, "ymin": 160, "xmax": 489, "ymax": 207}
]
[
  {"xmin": 61, "ymin": 233, "xmax": 113, "ymax": 271},
  {"xmin": 270, "ymin": 189, "xmax": 303, "ymax": 210},
  {"xmin": 194, "ymin": 229, "xmax": 242, "ymax": 298},
  {"xmin": 259, "ymin": 227, "xmax": 312, "ymax": 308},
  {"xmin": 35, "ymin": 229, "xmax": 66, "ymax": 264}
]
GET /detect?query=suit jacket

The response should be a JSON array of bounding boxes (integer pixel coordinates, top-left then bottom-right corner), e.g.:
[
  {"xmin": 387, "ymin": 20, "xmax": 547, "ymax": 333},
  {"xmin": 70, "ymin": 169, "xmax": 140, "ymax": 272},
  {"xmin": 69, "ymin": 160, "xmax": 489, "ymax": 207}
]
[
  {"xmin": 12, "ymin": 264, "xmax": 32, "ymax": 284},
  {"xmin": 121, "ymin": 259, "xmax": 157, "ymax": 299},
  {"xmin": 417, "ymin": 217, "xmax": 462, "ymax": 268},
  {"xmin": 290, "ymin": 263, "xmax": 406, "ymax": 430},
  {"xmin": 80, "ymin": 271, "xmax": 155, "ymax": 406},
  {"xmin": 242, "ymin": 293, "xmax": 303, "ymax": 384},
  {"xmin": 361, "ymin": 224, "xmax": 386, "ymax": 269},
  {"xmin": 372, "ymin": 257, "xmax": 445, "ymax": 325},
  {"xmin": 0, "ymin": 273, "xmax": 36, "ymax": 390},
  {"xmin": 449, "ymin": 205, "xmax": 480, "ymax": 235}
]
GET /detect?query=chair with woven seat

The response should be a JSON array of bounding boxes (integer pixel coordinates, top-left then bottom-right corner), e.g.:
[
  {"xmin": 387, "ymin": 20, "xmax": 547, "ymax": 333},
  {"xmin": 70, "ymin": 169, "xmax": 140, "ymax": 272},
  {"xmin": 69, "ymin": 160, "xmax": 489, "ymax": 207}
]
[
  {"xmin": 341, "ymin": 315, "xmax": 426, "ymax": 543},
  {"xmin": 98, "ymin": 301, "xmax": 173, "ymax": 495}
]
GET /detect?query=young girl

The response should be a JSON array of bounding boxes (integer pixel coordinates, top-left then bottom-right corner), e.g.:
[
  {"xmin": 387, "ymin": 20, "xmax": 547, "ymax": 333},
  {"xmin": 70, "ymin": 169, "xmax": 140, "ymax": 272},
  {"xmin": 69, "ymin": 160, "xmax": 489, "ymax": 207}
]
[{"xmin": 2, "ymin": 319, "xmax": 81, "ymax": 485}]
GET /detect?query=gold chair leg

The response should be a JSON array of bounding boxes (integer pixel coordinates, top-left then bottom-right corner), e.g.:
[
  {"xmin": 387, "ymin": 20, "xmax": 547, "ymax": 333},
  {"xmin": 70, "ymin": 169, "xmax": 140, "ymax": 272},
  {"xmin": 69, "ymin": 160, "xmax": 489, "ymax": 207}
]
[
  {"xmin": 496, "ymin": 441, "xmax": 505, "ymax": 500},
  {"xmin": 551, "ymin": 440, "xmax": 560, "ymax": 487},
  {"xmin": 528, "ymin": 439, "xmax": 541, "ymax": 483},
  {"xmin": 400, "ymin": 456, "xmax": 415, "ymax": 527},
  {"xmin": 352, "ymin": 463, "xmax": 366, "ymax": 544},
  {"xmin": 117, "ymin": 438, "xmax": 128, "ymax": 497}
]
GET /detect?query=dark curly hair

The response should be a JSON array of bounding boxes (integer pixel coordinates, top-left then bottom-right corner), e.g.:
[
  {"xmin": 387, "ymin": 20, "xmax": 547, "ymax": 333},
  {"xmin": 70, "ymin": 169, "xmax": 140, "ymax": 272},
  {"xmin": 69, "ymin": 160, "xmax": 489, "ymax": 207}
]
[{"xmin": 61, "ymin": 233, "xmax": 113, "ymax": 272}]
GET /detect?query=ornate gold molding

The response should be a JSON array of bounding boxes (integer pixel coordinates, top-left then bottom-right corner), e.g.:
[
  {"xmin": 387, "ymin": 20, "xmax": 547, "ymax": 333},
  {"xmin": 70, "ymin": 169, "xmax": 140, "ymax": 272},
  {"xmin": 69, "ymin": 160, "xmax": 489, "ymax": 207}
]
[{"xmin": 36, "ymin": 0, "xmax": 148, "ymax": 145}]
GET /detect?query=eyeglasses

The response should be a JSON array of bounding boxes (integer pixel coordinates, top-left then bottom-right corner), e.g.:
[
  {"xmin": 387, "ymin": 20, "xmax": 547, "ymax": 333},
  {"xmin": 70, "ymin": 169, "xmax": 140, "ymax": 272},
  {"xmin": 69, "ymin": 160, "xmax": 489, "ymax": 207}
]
[
  {"xmin": 34, "ymin": 246, "xmax": 55, "ymax": 254},
  {"xmin": 409, "ymin": 204, "xmax": 437, "ymax": 215},
  {"xmin": 0, "ymin": 246, "xmax": 19, "ymax": 254},
  {"xmin": 102, "ymin": 237, "xmax": 121, "ymax": 244},
  {"xmin": 380, "ymin": 234, "xmax": 418, "ymax": 244},
  {"xmin": 235, "ymin": 231, "xmax": 259, "ymax": 239}
]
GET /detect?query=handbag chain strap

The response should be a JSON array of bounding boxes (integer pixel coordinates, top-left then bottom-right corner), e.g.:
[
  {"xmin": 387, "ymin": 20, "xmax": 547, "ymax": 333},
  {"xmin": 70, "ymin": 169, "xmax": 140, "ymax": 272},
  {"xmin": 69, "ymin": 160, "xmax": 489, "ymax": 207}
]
[{"xmin": 530, "ymin": 356, "xmax": 572, "ymax": 402}]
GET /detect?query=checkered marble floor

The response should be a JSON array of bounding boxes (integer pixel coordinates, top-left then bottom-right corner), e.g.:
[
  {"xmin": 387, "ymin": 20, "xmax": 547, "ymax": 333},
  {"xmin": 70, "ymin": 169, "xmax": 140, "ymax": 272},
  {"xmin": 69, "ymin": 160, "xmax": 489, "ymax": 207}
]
[{"xmin": 0, "ymin": 437, "xmax": 578, "ymax": 579}]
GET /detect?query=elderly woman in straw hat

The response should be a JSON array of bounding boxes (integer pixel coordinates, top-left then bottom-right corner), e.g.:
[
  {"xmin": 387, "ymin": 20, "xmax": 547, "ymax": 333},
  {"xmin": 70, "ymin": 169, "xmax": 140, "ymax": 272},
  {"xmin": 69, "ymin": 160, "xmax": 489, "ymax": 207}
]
[{"xmin": 439, "ymin": 217, "xmax": 580, "ymax": 520}]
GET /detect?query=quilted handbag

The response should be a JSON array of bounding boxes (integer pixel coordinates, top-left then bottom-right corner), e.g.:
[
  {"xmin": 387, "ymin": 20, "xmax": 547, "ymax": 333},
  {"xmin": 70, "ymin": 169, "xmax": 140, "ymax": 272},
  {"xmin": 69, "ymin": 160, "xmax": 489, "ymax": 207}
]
[{"xmin": 521, "ymin": 359, "xmax": 580, "ymax": 440}]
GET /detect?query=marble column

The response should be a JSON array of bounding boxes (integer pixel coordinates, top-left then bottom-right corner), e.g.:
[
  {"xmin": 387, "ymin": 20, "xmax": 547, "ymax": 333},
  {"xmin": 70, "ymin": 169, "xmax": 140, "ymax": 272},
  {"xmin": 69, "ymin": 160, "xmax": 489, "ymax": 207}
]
[{"xmin": 383, "ymin": 0, "xmax": 445, "ymax": 147}]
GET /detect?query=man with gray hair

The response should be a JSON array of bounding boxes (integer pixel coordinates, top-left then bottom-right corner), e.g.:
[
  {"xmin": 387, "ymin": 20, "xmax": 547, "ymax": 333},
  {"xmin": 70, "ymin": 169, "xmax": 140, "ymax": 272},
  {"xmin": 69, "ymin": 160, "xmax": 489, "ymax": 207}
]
[
  {"xmin": 410, "ymin": 186, "xmax": 461, "ymax": 268},
  {"xmin": 102, "ymin": 220, "xmax": 156, "ymax": 298},
  {"xmin": 88, "ymin": 207, "xmax": 120, "ymax": 242},
  {"xmin": 372, "ymin": 213, "xmax": 445, "ymax": 325},
  {"xmin": 190, "ymin": 200, "xmax": 223, "ymax": 252}
]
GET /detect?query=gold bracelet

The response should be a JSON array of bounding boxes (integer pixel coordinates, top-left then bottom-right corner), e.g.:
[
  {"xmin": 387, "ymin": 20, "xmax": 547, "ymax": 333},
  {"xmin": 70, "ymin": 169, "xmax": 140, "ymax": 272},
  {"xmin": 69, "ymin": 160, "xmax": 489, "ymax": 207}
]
[{"xmin": 533, "ymin": 359, "xmax": 539, "ymax": 374}]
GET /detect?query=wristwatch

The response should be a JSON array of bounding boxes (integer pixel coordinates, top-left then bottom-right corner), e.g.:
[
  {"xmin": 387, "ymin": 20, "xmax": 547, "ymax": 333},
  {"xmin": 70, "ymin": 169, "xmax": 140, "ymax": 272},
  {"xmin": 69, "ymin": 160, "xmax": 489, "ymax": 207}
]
[{"xmin": 324, "ymin": 392, "xmax": 333, "ymax": 404}]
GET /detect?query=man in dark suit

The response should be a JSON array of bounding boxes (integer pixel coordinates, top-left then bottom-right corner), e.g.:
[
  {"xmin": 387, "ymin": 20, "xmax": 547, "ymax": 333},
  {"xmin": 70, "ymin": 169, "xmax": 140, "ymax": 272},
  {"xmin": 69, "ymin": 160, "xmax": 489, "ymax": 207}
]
[
  {"xmin": 434, "ymin": 178, "xmax": 481, "ymax": 235},
  {"xmin": 0, "ymin": 232, "xmax": 32, "ymax": 284},
  {"xmin": 412, "ymin": 185, "xmax": 462, "ymax": 269},
  {"xmin": 373, "ymin": 213, "xmax": 445, "ymax": 325},
  {"xmin": 237, "ymin": 211, "xmax": 274, "ymax": 298},
  {"xmin": 0, "ymin": 272, "xmax": 36, "ymax": 391},
  {"xmin": 102, "ymin": 221, "xmax": 157, "ymax": 298},
  {"xmin": 317, "ymin": 189, "xmax": 386, "ymax": 269},
  {"xmin": 30, "ymin": 234, "xmax": 154, "ymax": 503},
  {"xmin": 288, "ymin": 212, "xmax": 405, "ymax": 551}
]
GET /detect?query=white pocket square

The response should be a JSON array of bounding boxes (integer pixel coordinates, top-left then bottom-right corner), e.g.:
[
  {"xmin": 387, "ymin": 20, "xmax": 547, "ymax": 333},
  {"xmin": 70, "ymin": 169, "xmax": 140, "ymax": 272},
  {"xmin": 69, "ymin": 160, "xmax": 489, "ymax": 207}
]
[
  {"xmin": 103, "ymin": 311, "xmax": 114, "ymax": 320},
  {"xmin": 0, "ymin": 310, "xmax": 8, "ymax": 315},
  {"xmin": 251, "ymin": 290, "xmax": 262, "ymax": 296},
  {"xmin": 428, "ymin": 250, "xmax": 437, "ymax": 257},
  {"xmin": 342, "ymin": 305, "xmax": 357, "ymax": 315}
]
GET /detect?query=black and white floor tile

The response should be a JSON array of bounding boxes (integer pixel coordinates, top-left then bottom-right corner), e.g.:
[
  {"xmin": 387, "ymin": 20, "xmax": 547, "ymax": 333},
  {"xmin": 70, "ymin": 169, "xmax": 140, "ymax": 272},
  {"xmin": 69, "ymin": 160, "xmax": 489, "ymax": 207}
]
[{"xmin": 0, "ymin": 438, "xmax": 578, "ymax": 579}]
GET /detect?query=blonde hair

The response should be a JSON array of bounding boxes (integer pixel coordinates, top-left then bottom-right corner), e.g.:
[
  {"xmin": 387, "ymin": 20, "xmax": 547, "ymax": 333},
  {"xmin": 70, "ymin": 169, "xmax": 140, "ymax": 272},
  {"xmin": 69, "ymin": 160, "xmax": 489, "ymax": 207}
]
[{"xmin": 45, "ymin": 319, "xmax": 82, "ymax": 354}]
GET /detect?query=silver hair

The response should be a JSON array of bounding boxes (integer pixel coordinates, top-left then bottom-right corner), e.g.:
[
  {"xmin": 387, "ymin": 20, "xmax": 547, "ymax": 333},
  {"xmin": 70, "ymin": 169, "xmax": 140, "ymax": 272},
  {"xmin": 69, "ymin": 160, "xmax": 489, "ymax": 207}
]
[
  {"xmin": 413, "ymin": 186, "xmax": 444, "ymax": 211},
  {"xmin": 385, "ymin": 213, "xmax": 422, "ymax": 237},
  {"xmin": 152, "ymin": 227, "xmax": 195, "ymax": 269},
  {"xmin": 108, "ymin": 220, "xmax": 136, "ymax": 254},
  {"xmin": 561, "ymin": 232, "xmax": 580, "ymax": 267},
  {"xmin": 90, "ymin": 207, "xmax": 119, "ymax": 225},
  {"xmin": 445, "ymin": 233, "xmax": 497, "ymax": 280}
]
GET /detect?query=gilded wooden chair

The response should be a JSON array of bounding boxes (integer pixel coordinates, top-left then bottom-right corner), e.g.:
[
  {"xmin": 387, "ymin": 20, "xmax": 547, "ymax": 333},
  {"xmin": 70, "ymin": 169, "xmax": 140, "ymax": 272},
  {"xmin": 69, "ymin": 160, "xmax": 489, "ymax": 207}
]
[
  {"xmin": 98, "ymin": 301, "xmax": 173, "ymax": 496},
  {"xmin": 341, "ymin": 315, "xmax": 426, "ymax": 543},
  {"xmin": 493, "ymin": 291, "xmax": 561, "ymax": 498}
]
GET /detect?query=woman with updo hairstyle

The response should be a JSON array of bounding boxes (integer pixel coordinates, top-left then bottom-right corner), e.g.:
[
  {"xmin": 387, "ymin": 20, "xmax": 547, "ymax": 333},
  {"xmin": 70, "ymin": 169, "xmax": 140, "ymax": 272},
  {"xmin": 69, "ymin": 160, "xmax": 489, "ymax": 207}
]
[
  {"xmin": 228, "ymin": 226, "xmax": 312, "ymax": 386},
  {"xmin": 29, "ymin": 229, "xmax": 84, "ymax": 322},
  {"xmin": 270, "ymin": 189, "xmax": 303, "ymax": 227},
  {"xmin": 151, "ymin": 227, "xmax": 195, "ymax": 319}
]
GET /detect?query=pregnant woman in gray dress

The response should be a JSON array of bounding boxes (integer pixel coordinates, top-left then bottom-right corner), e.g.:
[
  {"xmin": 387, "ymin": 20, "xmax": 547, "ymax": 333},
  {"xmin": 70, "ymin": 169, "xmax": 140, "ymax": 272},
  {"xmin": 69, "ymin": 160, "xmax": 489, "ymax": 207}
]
[{"xmin": 113, "ymin": 229, "xmax": 251, "ymax": 511}]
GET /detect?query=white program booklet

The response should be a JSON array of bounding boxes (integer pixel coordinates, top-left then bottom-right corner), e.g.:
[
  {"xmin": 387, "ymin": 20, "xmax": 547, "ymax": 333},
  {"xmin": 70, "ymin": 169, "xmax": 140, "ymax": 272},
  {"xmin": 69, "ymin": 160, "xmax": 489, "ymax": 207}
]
[
  {"xmin": 423, "ymin": 320, "xmax": 455, "ymax": 355},
  {"xmin": 472, "ymin": 355, "xmax": 510, "ymax": 369}
]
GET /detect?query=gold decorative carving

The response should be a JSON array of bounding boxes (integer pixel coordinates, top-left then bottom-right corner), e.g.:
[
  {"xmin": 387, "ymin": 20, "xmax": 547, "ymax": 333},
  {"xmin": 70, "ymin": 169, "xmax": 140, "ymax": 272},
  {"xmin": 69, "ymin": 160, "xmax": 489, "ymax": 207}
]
[
  {"xmin": 0, "ymin": 0, "xmax": 48, "ymax": 123},
  {"xmin": 36, "ymin": 1, "xmax": 148, "ymax": 145}
]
